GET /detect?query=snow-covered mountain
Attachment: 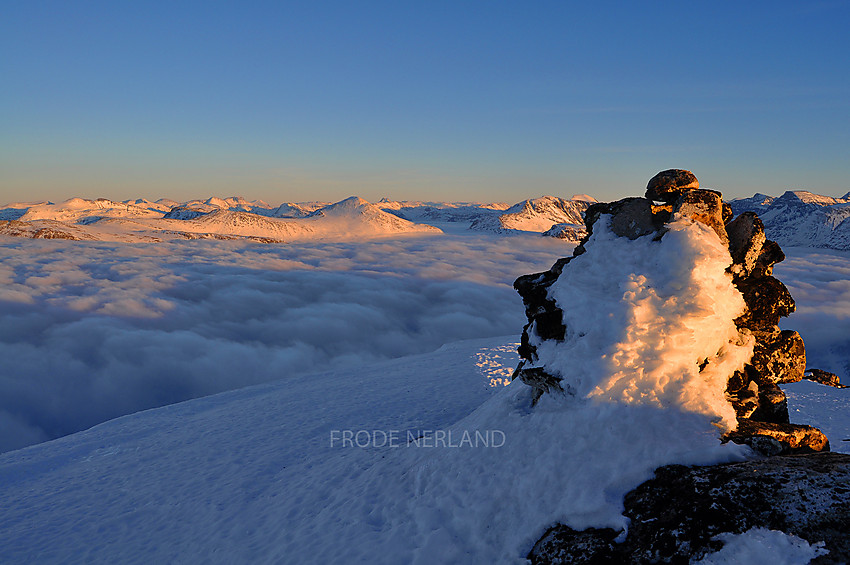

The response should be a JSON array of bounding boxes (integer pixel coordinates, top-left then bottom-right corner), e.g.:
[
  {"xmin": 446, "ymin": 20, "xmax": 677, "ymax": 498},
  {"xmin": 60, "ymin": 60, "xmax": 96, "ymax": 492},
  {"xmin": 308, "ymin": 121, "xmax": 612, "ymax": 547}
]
[
  {"xmin": 0, "ymin": 196, "xmax": 442, "ymax": 243},
  {"xmin": 469, "ymin": 195, "xmax": 594, "ymax": 238},
  {"xmin": 1, "ymin": 194, "xmax": 600, "ymax": 243},
  {"xmin": 271, "ymin": 202, "xmax": 325, "ymax": 218},
  {"xmin": 378, "ymin": 199, "xmax": 511, "ymax": 226},
  {"xmin": 17, "ymin": 198, "xmax": 165, "ymax": 223},
  {"xmin": 729, "ymin": 190, "xmax": 850, "ymax": 249},
  {"xmin": 178, "ymin": 196, "xmax": 276, "ymax": 216}
]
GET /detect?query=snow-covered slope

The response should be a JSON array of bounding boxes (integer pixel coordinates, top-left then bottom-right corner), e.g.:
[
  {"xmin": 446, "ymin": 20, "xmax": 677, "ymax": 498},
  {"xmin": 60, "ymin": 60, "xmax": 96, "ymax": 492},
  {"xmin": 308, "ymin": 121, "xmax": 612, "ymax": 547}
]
[
  {"xmin": 17, "ymin": 198, "xmax": 164, "ymax": 223},
  {"xmin": 167, "ymin": 209, "xmax": 311, "ymax": 239},
  {"xmin": 0, "ymin": 337, "xmax": 515, "ymax": 563},
  {"xmin": 729, "ymin": 190, "xmax": 850, "ymax": 249},
  {"xmin": 469, "ymin": 196, "xmax": 593, "ymax": 234},
  {"xmin": 1, "ymin": 332, "xmax": 842, "ymax": 565}
]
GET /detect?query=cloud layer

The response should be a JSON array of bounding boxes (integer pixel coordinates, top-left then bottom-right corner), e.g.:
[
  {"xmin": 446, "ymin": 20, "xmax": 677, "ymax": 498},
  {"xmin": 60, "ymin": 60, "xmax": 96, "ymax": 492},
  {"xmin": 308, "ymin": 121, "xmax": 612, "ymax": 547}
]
[
  {"xmin": 774, "ymin": 247, "xmax": 850, "ymax": 381},
  {"xmin": 0, "ymin": 234, "xmax": 567, "ymax": 452},
  {"xmin": 2, "ymin": 236, "xmax": 847, "ymax": 454}
]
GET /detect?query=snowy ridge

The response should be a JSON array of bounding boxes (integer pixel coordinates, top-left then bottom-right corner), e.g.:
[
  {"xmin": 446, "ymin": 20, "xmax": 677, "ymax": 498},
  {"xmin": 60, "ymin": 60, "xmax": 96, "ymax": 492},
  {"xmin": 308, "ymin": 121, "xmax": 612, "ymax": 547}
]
[
  {"xmin": 1, "ymin": 194, "xmax": 599, "ymax": 243},
  {"xmin": 18, "ymin": 198, "xmax": 164, "ymax": 223},
  {"xmin": 378, "ymin": 199, "xmax": 511, "ymax": 225},
  {"xmin": 729, "ymin": 190, "xmax": 850, "ymax": 249},
  {"xmin": 0, "ymin": 196, "xmax": 442, "ymax": 243},
  {"xmin": 469, "ymin": 196, "xmax": 593, "ymax": 234}
]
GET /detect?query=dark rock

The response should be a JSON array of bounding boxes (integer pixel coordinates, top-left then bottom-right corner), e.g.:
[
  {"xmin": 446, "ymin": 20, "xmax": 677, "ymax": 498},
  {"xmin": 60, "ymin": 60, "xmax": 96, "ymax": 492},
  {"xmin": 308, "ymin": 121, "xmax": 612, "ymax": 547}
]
[
  {"xmin": 543, "ymin": 223, "xmax": 587, "ymax": 242},
  {"xmin": 580, "ymin": 198, "xmax": 656, "ymax": 242},
  {"xmin": 672, "ymin": 189, "xmax": 729, "ymax": 244},
  {"xmin": 528, "ymin": 526, "xmax": 622, "ymax": 564},
  {"xmin": 727, "ymin": 374, "xmax": 760, "ymax": 420},
  {"xmin": 749, "ymin": 329, "xmax": 806, "ymax": 384},
  {"xmin": 734, "ymin": 276, "xmax": 796, "ymax": 330},
  {"xmin": 721, "ymin": 201, "xmax": 733, "ymax": 224},
  {"xmin": 726, "ymin": 212, "xmax": 767, "ymax": 279},
  {"xmin": 752, "ymin": 239, "xmax": 785, "ymax": 278},
  {"xmin": 606, "ymin": 198, "xmax": 657, "ymax": 240},
  {"xmin": 748, "ymin": 381, "xmax": 790, "ymax": 424},
  {"xmin": 725, "ymin": 419, "xmax": 830, "ymax": 454},
  {"xmin": 514, "ymin": 257, "xmax": 572, "ymax": 362},
  {"xmin": 645, "ymin": 169, "xmax": 700, "ymax": 203},
  {"xmin": 804, "ymin": 368, "xmax": 848, "ymax": 388},
  {"xmin": 530, "ymin": 453, "xmax": 850, "ymax": 564},
  {"xmin": 514, "ymin": 364, "xmax": 564, "ymax": 405}
]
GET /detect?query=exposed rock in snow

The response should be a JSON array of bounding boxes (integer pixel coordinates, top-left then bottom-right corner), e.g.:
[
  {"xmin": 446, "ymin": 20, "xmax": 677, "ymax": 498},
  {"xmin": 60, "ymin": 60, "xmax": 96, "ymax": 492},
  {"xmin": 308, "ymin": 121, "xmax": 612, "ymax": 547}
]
[
  {"xmin": 804, "ymin": 369, "xmax": 847, "ymax": 389},
  {"xmin": 530, "ymin": 452, "xmax": 848, "ymax": 564},
  {"xmin": 0, "ymin": 220, "xmax": 95, "ymax": 240},
  {"xmin": 162, "ymin": 207, "xmax": 208, "ymax": 220},
  {"xmin": 469, "ymin": 196, "xmax": 592, "ymax": 234},
  {"xmin": 541, "ymin": 223, "xmax": 586, "ymax": 242}
]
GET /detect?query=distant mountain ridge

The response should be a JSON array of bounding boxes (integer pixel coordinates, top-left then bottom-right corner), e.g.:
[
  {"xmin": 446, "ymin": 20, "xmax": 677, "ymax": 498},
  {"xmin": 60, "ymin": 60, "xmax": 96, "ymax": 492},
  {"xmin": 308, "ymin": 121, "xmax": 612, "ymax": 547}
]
[
  {"xmin": 467, "ymin": 196, "xmax": 594, "ymax": 237},
  {"xmin": 729, "ymin": 190, "xmax": 850, "ymax": 250},
  {"xmin": 0, "ymin": 196, "xmax": 442, "ymax": 243},
  {"xmin": 0, "ymin": 194, "xmax": 600, "ymax": 244},
  {"xmin": 7, "ymin": 188, "xmax": 848, "ymax": 248}
]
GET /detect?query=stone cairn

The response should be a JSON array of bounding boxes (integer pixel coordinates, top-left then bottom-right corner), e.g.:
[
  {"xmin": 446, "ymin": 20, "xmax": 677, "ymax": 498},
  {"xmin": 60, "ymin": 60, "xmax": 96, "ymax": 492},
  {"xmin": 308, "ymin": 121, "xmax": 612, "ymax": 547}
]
[{"xmin": 512, "ymin": 169, "xmax": 829, "ymax": 454}]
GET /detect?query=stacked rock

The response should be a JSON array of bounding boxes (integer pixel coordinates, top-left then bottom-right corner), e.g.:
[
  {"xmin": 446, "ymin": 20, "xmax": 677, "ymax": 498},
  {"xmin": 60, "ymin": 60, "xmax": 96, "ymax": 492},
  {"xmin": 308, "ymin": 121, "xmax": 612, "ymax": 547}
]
[{"xmin": 513, "ymin": 169, "xmax": 828, "ymax": 454}]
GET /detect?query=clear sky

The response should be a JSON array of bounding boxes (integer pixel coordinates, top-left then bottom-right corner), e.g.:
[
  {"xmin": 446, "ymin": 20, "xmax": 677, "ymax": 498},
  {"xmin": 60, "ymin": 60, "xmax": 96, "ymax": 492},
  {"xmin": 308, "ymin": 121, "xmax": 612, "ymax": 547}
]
[{"xmin": 2, "ymin": 0, "xmax": 849, "ymax": 205}]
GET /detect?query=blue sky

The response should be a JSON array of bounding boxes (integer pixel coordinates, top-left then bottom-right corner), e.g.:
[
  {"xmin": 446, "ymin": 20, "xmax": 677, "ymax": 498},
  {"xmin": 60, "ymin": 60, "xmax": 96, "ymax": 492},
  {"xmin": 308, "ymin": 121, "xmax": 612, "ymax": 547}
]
[{"xmin": 2, "ymin": 0, "xmax": 849, "ymax": 204}]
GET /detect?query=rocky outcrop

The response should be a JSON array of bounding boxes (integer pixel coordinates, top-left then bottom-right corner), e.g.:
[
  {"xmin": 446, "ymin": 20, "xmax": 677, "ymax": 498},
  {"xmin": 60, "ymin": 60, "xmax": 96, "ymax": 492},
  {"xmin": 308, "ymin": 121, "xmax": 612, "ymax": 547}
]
[
  {"xmin": 513, "ymin": 169, "xmax": 826, "ymax": 453},
  {"xmin": 529, "ymin": 452, "xmax": 850, "ymax": 564},
  {"xmin": 804, "ymin": 368, "xmax": 848, "ymax": 388},
  {"xmin": 542, "ymin": 223, "xmax": 586, "ymax": 242},
  {"xmin": 0, "ymin": 219, "xmax": 90, "ymax": 240}
]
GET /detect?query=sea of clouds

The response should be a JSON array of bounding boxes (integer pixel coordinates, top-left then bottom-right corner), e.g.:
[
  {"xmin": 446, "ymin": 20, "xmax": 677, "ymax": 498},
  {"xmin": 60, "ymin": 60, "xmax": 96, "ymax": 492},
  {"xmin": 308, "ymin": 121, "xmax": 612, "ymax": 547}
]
[
  {"xmin": 0, "ymin": 233, "xmax": 568, "ymax": 453},
  {"xmin": 774, "ymin": 247, "xmax": 850, "ymax": 380},
  {"xmin": 1, "ymin": 234, "xmax": 847, "ymax": 454}
]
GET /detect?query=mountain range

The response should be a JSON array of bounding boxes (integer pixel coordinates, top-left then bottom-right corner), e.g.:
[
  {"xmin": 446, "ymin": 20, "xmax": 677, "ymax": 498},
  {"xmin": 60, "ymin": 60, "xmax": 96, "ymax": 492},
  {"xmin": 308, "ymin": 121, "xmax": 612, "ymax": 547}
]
[
  {"xmin": 729, "ymin": 190, "xmax": 850, "ymax": 249},
  {"xmin": 0, "ymin": 194, "xmax": 596, "ymax": 243},
  {"xmin": 2, "ymin": 190, "xmax": 850, "ymax": 248}
]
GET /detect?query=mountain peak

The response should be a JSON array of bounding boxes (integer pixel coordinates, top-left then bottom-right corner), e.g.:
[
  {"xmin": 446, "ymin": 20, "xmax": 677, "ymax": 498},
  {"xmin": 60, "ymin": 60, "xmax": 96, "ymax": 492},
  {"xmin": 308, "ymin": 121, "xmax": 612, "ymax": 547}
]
[
  {"xmin": 314, "ymin": 196, "xmax": 372, "ymax": 216},
  {"xmin": 775, "ymin": 190, "xmax": 841, "ymax": 207}
]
